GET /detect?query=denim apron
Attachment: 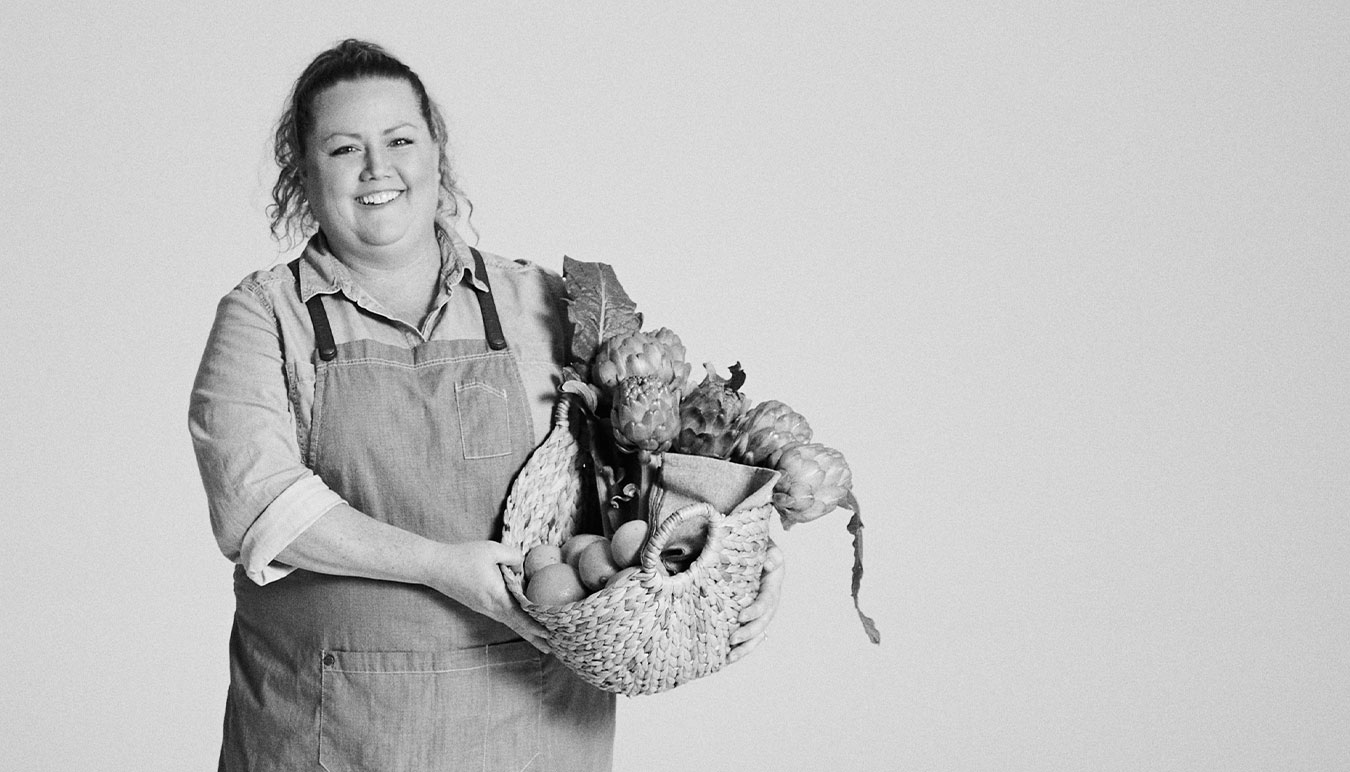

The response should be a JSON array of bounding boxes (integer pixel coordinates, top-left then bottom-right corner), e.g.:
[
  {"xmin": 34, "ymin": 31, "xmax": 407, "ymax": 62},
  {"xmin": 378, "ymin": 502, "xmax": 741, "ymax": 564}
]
[{"xmin": 219, "ymin": 250, "xmax": 615, "ymax": 772}]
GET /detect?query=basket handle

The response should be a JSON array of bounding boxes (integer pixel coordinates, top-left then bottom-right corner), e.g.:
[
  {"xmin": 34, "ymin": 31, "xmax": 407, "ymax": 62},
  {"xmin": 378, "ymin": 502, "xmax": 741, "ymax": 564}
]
[{"xmin": 640, "ymin": 501, "xmax": 721, "ymax": 575}]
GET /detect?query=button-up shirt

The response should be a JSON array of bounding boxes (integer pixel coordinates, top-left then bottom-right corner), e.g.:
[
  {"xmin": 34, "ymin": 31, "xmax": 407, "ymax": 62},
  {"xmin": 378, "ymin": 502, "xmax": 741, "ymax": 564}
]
[{"xmin": 189, "ymin": 227, "xmax": 567, "ymax": 585}]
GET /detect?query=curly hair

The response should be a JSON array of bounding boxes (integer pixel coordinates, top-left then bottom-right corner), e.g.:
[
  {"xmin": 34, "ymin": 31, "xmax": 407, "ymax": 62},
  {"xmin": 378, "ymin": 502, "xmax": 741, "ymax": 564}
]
[{"xmin": 268, "ymin": 39, "xmax": 472, "ymax": 246}]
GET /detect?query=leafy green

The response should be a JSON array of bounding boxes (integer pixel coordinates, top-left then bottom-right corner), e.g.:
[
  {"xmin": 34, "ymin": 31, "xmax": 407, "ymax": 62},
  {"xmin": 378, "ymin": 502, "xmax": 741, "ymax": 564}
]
[
  {"xmin": 562, "ymin": 257, "xmax": 643, "ymax": 381},
  {"xmin": 846, "ymin": 496, "xmax": 881, "ymax": 644}
]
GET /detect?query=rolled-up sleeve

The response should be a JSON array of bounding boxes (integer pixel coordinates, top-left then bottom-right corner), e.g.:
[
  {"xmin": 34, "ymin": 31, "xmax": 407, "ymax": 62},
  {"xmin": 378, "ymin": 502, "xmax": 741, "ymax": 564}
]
[{"xmin": 189, "ymin": 282, "xmax": 344, "ymax": 584}]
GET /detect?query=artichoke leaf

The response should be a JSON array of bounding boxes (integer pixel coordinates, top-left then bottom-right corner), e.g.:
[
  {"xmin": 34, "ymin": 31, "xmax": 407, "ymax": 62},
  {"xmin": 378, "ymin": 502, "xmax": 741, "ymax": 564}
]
[
  {"xmin": 845, "ymin": 494, "xmax": 881, "ymax": 645},
  {"xmin": 562, "ymin": 257, "xmax": 643, "ymax": 381}
]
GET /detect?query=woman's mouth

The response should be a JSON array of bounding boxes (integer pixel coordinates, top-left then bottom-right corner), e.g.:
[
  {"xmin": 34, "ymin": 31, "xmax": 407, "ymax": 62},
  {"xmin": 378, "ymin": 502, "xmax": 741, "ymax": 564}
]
[{"xmin": 356, "ymin": 190, "xmax": 403, "ymax": 206}]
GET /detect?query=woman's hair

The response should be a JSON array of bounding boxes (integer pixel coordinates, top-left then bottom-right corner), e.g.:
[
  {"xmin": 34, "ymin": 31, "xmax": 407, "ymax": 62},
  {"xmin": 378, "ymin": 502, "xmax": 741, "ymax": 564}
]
[{"xmin": 268, "ymin": 39, "xmax": 472, "ymax": 245}]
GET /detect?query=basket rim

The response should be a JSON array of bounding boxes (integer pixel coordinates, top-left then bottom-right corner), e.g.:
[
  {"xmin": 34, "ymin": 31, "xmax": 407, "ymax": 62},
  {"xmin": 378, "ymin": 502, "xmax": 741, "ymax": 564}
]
[{"xmin": 505, "ymin": 501, "xmax": 774, "ymax": 615}]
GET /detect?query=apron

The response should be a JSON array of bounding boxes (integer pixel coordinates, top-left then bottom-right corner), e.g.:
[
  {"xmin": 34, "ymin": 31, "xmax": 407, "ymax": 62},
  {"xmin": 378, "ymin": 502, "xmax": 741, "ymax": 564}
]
[{"xmin": 219, "ymin": 249, "xmax": 615, "ymax": 772}]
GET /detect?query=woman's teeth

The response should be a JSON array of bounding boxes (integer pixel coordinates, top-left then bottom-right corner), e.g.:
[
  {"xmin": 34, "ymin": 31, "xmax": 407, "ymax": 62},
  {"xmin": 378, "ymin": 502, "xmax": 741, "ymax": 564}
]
[{"xmin": 357, "ymin": 191, "xmax": 402, "ymax": 205}]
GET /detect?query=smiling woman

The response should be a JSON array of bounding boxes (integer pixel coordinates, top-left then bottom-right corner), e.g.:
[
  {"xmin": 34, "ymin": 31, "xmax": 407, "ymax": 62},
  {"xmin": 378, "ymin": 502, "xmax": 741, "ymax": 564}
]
[
  {"xmin": 305, "ymin": 81, "xmax": 441, "ymax": 263},
  {"xmin": 186, "ymin": 38, "xmax": 787, "ymax": 772},
  {"xmin": 304, "ymin": 79, "xmax": 445, "ymax": 324},
  {"xmin": 268, "ymin": 40, "xmax": 469, "ymax": 249}
]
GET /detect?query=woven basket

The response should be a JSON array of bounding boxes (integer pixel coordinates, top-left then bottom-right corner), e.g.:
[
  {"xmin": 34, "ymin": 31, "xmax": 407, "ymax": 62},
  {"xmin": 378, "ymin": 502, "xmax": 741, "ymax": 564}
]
[{"xmin": 501, "ymin": 393, "xmax": 778, "ymax": 696}]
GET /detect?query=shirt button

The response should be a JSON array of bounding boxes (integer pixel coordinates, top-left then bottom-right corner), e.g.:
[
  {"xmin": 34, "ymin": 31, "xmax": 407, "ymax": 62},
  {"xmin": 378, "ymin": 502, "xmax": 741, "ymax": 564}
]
[{"xmin": 322, "ymin": 654, "xmax": 335, "ymax": 667}]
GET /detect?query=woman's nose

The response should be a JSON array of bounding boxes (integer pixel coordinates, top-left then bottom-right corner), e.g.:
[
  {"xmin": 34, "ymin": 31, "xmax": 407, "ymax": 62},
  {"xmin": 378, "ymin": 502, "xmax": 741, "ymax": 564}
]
[{"xmin": 361, "ymin": 147, "xmax": 390, "ymax": 179}]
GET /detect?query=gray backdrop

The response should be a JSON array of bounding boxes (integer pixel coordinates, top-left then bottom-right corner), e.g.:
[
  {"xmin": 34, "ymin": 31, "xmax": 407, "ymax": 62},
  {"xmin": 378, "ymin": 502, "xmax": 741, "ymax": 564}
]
[{"xmin": 3, "ymin": 1, "xmax": 1347, "ymax": 770}]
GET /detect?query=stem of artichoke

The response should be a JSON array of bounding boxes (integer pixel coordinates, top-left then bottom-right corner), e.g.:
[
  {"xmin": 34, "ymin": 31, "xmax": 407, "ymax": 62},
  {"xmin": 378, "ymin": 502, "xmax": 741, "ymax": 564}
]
[{"xmin": 637, "ymin": 453, "xmax": 654, "ymax": 526}]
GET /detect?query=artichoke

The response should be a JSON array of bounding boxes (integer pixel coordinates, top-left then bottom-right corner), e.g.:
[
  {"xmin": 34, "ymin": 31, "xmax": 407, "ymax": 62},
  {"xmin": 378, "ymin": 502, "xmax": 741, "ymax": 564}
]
[
  {"xmin": 672, "ymin": 362, "xmax": 752, "ymax": 459},
  {"xmin": 730, "ymin": 399, "xmax": 813, "ymax": 467},
  {"xmin": 610, "ymin": 375, "xmax": 680, "ymax": 458},
  {"xmin": 649, "ymin": 327, "xmax": 694, "ymax": 396},
  {"xmin": 592, "ymin": 329, "xmax": 689, "ymax": 396},
  {"xmin": 772, "ymin": 443, "xmax": 853, "ymax": 528}
]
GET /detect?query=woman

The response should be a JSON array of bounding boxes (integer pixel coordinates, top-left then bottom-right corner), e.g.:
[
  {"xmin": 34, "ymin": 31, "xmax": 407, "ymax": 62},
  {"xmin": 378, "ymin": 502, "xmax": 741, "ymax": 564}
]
[{"xmin": 190, "ymin": 39, "xmax": 782, "ymax": 771}]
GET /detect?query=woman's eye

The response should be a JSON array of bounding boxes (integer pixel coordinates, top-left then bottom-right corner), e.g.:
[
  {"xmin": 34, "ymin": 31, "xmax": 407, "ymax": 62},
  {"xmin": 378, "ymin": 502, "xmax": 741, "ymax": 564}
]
[
  {"xmin": 390, "ymin": 137, "xmax": 413, "ymax": 147},
  {"xmin": 329, "ymin": 145, "xmax": 359, "ymax": 157}
]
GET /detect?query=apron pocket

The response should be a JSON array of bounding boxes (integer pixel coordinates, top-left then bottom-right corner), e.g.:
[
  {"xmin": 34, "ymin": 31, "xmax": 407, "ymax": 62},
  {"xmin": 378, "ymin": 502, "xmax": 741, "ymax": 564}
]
[
  {"xmin": 320, "ymin": 645, "xmax": 542, "ymax": 772},
  {"xmin": 456, "ymin": 381, "xmax": 514, "ymax": 460}
]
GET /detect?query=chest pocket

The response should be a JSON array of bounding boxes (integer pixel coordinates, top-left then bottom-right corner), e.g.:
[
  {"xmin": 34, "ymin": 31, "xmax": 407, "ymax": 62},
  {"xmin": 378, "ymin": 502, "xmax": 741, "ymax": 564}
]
[{"xmin": 456, "ymin": 380, "xmax": 513, "ymax": 460}]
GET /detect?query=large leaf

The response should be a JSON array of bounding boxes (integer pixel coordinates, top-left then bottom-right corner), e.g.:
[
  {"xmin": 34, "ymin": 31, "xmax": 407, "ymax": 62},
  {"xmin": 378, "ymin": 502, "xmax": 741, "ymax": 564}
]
[{"xmin": 562, "ymin": 257, "xmax": 643, "ymax": 381}]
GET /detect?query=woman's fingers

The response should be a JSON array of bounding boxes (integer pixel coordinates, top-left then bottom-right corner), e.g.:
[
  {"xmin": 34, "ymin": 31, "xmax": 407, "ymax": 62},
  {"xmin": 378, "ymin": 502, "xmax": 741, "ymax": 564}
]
[
  {"xmin": 729, "ymin": 541, "xmax": 786, "ymax": 661},
  {"xmin": 728, "ymin": 630, "xmax": 766, "ymax": 663},
  {"xmin": 429, "ymin": 541, "xmax": 550, "ymax": 646},
  {"xmin": 737, "ymin": 541, "xmax": 786, "ymax": 625},
  {"xmin": 761, "ymin": 540, "xmax": 785, "ymax": 575},
  {"xmin": 503, "ymin": 602, "xmax": 550, "ymax": 642},
  {"xmin": 482, "ymin": 540, "xmax": 525, "ymax": 569},
  {"xmin": 503, "ymin": 607, "xmax": 551, "ymax": 652},
  {"xmin": 730, "ymin": 584, "xmax": 777, "ymax": 645}
]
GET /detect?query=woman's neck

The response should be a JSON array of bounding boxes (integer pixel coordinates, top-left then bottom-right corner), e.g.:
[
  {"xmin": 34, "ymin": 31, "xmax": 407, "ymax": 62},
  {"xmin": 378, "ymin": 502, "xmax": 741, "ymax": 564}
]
[
  {"xmin": 331, "ymin": 229, "xmax": 443, "ymax": 327},
  {"xmin": 331, "ymin": 226, "xmax": 441, "ymax": 277}
]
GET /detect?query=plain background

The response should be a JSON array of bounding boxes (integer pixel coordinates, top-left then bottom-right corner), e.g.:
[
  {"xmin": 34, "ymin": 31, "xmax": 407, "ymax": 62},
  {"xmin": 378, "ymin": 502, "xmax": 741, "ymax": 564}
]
[{"xmin": 3, "ymin": 2, "xmax": 1347, "ymax": 770}]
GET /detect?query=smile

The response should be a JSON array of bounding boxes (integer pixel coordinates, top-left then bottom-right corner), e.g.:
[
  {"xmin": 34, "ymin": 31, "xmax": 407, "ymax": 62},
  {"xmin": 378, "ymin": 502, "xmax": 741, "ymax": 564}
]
[{"xmin": 356, "ymin": 190, "xmax": 403, "ymax": 206}]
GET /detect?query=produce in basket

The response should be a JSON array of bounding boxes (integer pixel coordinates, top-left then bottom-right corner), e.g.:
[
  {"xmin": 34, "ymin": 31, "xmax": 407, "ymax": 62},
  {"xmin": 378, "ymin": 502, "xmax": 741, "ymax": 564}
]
[
  {"xmin": 576, "ymin": 539, "xmax": 622, "ymax": 590},
  {"xmin": 525, "ymin": 562, "xmax": 587, "ymax": 606},
  {"xmin": 730, "ymin": 399, "xmax": 814, "ymax": 467},
  {"xmin": 672, "ymin": 363, "xmax": 752, "ymax": 459},
  {"xmin": 610, "ymin": 375, "xmax": 681, "ymax": 459},
  {"xmin": 499, "ymin": 257, "xmax": 880, "ymax": 696},
  {"xmin": 609, "ymin": 519, "xmax": 649, "ymax": 567},
  {"xmin": 592, "ymin": 329, "xmax": 692, "ymax": 398},
  {"xmin": 522, "ymin": 544, "xmax": 561, "ymax": 579},
  {"xmin": 560, "ymin": 533, "xmax": 605, "ymax": 568},
  {"xmin": 772, "ymin": 443, "xmax": 855, "ymax": 527}
]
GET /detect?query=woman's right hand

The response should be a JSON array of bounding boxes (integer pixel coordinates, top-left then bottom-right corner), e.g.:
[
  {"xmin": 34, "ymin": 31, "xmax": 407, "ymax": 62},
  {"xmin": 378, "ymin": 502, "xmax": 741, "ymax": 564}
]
[
  {"xmin": 424, "ymin": 541, "xmax": 551, "ymax": 652},
  {"xmin": 273, "ymin": 506, "xmax": 550, "ymax": 650}
]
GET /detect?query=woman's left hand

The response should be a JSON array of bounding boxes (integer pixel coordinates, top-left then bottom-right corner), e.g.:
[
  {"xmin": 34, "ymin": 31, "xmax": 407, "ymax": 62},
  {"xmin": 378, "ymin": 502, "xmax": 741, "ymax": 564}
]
[{"xmin": 729, "ymin": 539, "xmax": 785, "ymax": 662}]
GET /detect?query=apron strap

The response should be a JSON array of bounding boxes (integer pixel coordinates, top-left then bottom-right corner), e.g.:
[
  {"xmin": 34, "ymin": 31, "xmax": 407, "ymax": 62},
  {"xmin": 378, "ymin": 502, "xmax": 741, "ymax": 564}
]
[
  {"xmin": 288, "ymin": 251, "xmax": 506, "ymax": 358},
  {"xmin": 289, "ymin": 259, "xmax": 338, "ymax": 362},
  {"xmin": 470, "ymin": 248, "xmax": 509, "ymax": 351}
]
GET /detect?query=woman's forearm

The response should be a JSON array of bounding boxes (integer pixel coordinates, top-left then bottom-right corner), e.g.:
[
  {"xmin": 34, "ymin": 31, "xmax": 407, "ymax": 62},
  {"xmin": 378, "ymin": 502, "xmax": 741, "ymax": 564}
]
[
  {"xmin": 275, "ymin": 503, "xmax": 549, "ymax": 647},
  {"xmin": 273, "ymin": 503, "xmax": 443, "ymax": 585}
]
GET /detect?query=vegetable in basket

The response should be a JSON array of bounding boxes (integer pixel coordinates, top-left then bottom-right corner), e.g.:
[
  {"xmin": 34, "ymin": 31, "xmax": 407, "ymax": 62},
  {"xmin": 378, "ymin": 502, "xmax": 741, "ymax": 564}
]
[
  {"xmin": 500, "ymin": 256, "xmax": 879, "ymax": 697},
  {"xmin": 673, "ymin": 362, "xmax": 752, "ymax": 459},
  {"xmin": 557, "ymin": 256, "xmax": 880, "ymax": 644}
]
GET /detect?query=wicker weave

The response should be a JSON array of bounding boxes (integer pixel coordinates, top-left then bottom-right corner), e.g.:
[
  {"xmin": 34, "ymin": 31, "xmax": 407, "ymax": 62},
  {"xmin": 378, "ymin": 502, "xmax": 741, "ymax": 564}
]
[{"xmin": 501, "ymin": 393, "xmax": 775, "ymax": 696}]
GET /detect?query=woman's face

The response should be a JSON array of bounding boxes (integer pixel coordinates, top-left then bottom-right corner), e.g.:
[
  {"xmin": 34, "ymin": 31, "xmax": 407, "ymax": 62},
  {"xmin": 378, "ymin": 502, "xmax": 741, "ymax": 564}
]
[{"xmin": 303, "ymin": 77, "xmax": 440, "ymax": 260}]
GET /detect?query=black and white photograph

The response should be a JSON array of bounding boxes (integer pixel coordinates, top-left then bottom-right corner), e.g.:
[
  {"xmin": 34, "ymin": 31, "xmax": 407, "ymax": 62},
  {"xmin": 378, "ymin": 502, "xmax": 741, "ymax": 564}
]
[{"xmin": 3, "ymin": 2, "xmax": 1347, "ymax": 770}]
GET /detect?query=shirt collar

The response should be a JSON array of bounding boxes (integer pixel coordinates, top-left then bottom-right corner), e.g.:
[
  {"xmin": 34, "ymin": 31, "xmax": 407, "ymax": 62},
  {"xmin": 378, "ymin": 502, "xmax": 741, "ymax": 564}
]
[
  {"xmin": 439, "ymin": 224, "xmax": 490, "ymax": 294},
  {"xmin": 294, "ymin": 222, "xmax": 487, "ymax": 302},
  {"xmin": 294, "ymin": 231, "xmax": 349, "ymax": 301}
]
